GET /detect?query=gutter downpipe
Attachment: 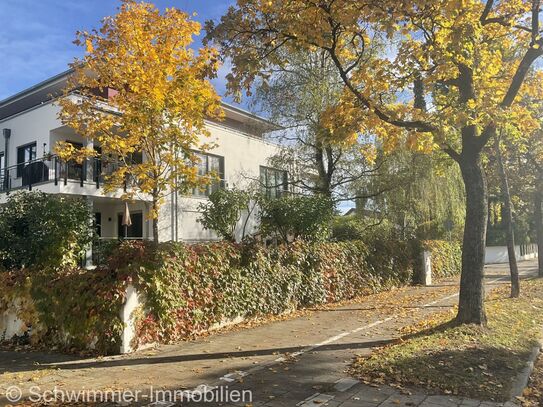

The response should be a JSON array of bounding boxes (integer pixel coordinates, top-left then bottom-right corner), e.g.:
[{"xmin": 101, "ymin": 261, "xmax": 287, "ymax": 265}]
[{"xmin": 3, "ymin": 128, "xmax": 10, "ymax": 169}]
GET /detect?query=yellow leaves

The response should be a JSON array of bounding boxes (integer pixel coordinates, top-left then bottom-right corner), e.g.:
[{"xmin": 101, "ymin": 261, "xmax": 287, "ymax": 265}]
[
  {"xmin": 359, "ymin": 143, "xmax": 377, "ymax": 165},
  {"xmin": 211, "ymin": 0, "xmax": 543, "ymax": 166},
  {"xmin": 57, "ymin": 0, "xmax": 223, "ymax": 219},
  {"xmin": 85, "ymin": 38, "xmax": 94, "ymax": 53}
]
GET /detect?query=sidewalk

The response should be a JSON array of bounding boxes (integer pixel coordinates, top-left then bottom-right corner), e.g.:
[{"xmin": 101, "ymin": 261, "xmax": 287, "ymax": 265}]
[{"xmin": 0, "ymin": 261, "xmax": 537, "ymax": 406}]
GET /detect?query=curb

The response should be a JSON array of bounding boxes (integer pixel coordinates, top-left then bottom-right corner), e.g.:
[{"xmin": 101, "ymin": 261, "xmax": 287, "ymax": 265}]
[{"xmin": 509, "ymin": 336, "xmax": 543, "ymax": 402}]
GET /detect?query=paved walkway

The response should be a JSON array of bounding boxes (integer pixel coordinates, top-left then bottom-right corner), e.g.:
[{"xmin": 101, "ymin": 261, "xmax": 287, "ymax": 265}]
[{"xmin": 0, "ymin": 261, "xmax": 538, "ymax": 407}]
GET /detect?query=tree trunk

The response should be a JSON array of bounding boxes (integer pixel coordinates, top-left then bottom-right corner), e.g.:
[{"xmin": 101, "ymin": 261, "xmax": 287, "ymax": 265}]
[
  {"xmin": 152, "ymin": 195, "xmax": 159, "ymax": 245},
  {"xmin": 535, "ymin": 188, "xmax": 543, "ymax": 277},
  {"xmin": 314, "ymin": 136, "xmax": 333, "ymax": 196},
  {"xmin": 456, "ymin": 152, "xmax": 488, "ymax": 325},
  {"xmin": 494, "ymin": 137, "xmax": 520, "ymax": 297}
]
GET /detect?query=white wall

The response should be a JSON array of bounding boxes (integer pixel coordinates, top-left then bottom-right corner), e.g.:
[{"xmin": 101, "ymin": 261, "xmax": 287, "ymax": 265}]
[
  {"xmin": 485, "ymin": 244, "xmax": 539, "ymax": 264},
  {"xmin": 158, "ymin": 122, "xmax": 281, "ymax": 243},
  {"xmin": 1, "ymin": 102, "xmax": 281, "ymax": 243},
  {"xmin": 0, "ymin": 307, "xmax": 27, "ymax": 340},
  {"xmin": 0, "ymin": 102, "xmax": 62, "ymax": 162}
]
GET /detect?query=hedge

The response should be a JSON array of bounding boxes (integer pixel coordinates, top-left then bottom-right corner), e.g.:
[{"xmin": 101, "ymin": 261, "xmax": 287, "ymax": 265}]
[
  {"xmin": 420, "ymin": 240, "xmax": 462, "ymax": 279},
  {"xmin": 1, "ymin": 238, "xmax": 419, "ymax": 354},
  {"xmin": 119, "ymin": 239, "xmax": 416, "ymax": 348},
  {"xmin": 0, "ymin": 238, "xmax": 462, "ymax": 354}
]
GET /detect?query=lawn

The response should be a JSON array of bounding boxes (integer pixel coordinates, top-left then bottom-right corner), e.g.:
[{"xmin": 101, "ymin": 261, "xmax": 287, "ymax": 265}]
[{"xmin": 352, "ymin": 278, "xmax": 543, "ymax": 402}]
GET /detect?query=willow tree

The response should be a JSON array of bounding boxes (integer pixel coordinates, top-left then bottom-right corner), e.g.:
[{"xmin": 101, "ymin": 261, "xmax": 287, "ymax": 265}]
[
  {"xmin": 57, "ymin": 0, "xmax": 223, "ymax": 243},
  {"xmin": 365, "ymin": 151, "xmax": 466, "ymax": 241},
  {"xmin": 207, "ymin": 0, "xmax": 543, "ymax": 324}
]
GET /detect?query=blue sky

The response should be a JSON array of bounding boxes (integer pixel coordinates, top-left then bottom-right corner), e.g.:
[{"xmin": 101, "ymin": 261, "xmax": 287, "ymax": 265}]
[{"xmin": 0, "ymin": 0, "xmax": 235, "ymax": 102}]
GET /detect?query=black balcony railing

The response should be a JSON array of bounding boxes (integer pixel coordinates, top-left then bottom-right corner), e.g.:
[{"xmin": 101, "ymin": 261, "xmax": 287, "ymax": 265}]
[
  {"xmin": 0, "ymin": 155, "xmax": 229, "ymax": 196},
  {"xmin": 0, "ymin": 155, "xmax": 111, "ymax": 193}
]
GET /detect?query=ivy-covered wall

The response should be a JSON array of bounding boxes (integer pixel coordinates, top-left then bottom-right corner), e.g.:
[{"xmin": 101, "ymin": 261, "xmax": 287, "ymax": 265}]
[
  {"xmin": 0, "ymin": 238, "xmax": 459, "ymax": 355},
  {"xmin": 419, "ymin": 240, "xmax": 462, "ymax": 279}
]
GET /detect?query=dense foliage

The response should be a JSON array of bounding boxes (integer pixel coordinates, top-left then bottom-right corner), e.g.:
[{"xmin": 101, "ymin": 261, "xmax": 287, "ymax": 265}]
[
  {"xmin": 332, "ymin": 216, "xmax": 396, "ymax": 242},
  {"xmin": 1, "ymin": 238, "xmax": 420, "ymax": 353},
  {"xmin": 260, "ymin": 194, "xmax": 334, "ymax": 243},
  {"xmin": 419, "ymin": 240, "xmax": 462, "ymax": 280},
  {"xmin": 119, "ymin": 239, "xmax": 415, "ymax": 347},
  {"xmin": 0, "ymin": 192, "xmax": 93, "ymax": 269},
  {"xmin": 0, "ymin": 267, "xmax": 125, "ymax": 354},
  {"xmin": 198, "ymin": 188, "xmax": 253, "ymax": 241}
]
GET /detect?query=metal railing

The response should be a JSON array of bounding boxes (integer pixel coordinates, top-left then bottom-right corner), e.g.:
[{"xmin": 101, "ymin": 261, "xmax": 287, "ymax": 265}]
[
  {"xmin": 0, "ymin": 155, "xmax": 112, "ymax": 193},
  {"xmin": 0, "ymin": 155, "xmax": 230, "ymax": 196}
]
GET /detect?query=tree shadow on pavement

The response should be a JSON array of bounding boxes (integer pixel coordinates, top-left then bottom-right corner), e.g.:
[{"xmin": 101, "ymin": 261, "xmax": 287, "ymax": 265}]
[{"xmin": 0, "ymin": 338, "xmax": 399, "ymax": 374}]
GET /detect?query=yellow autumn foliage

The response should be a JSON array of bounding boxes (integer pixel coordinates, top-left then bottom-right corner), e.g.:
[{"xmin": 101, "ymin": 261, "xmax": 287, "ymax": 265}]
[{"xmin": 57, "ymin": 0, "xmax": 223, "ymax": 237}]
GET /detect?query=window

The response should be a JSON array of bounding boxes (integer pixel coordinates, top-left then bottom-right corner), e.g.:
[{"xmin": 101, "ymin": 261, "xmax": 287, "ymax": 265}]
[
  {"xmin": 129, "ymin": 151, "xmax": 143, "ymax": 165},
  {"xmin": 0, "ymin": 152, "xmax": 4, "ymax": 171},
  {"xmin": 94, "ymin": 213, "xmax": 102, "ymax": 237},
  {"xmin": 192, "ymin": 152, "xmax": 225, "ymax": 197},
  {"xmin": 260, "ymin": 166, "xmax": 288, "ymax": 199},
  {"xmin": 16, "ymin": 143, "xmax": 37, "ymax": 177}
]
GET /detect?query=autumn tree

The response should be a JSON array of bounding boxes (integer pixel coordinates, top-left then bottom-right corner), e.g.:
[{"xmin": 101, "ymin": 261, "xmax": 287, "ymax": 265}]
[
  {"xmin": 57, "ymin": 0, "xmax": 223, "ymax": 243},
  {"xmin": 253, "ymin": 49, "xmax": 384, "ymax": 202},
  {"xmin": 207, "ymin": 0, "xmax": 543, "ymax": 324}
]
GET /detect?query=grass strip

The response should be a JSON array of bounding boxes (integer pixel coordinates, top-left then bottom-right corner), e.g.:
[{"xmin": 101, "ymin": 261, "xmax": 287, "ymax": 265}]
[{"xmin": 352, "ymin": 278, "xmax": 543, "ymax": 402}]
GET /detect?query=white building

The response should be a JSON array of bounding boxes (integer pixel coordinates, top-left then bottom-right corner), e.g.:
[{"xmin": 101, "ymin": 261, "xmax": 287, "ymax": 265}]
[{"xmin": 0, "ymin": 70, "xmax": 287, "ymax": 245}]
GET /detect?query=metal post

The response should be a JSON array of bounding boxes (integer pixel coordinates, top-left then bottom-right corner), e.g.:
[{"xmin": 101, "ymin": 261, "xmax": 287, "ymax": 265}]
[
  {"xmin": 421, "ymin": 251, "xmax": 432, "ymax": 286},
  {"xmin": 3, "ymin": 129, "xmax": 10, "ymax": 172}
]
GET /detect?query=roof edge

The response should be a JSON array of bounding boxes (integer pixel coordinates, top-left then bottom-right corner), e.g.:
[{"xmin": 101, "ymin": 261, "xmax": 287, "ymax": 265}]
[
  {"xmin": 0, "ymin": 69, "xmax": 282, "ymax": 131},
  {"xmin": 0, "ymin": 68, "xmax": 74, "ymax": 107}
]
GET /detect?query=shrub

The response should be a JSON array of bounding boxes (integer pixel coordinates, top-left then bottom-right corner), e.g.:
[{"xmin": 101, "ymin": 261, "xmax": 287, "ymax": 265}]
[
  {"xmin": 92, "ymin": 238, "xmax": 122, "ymax": 266},
  {"xmin": 116, "ymin": 238, "xmax": 415, "ymax": 347},
  {"xmin": 331, "ymin": 216, "xmax": 396, "ymax": 242},
  {"xmin": 198, "ymin": 188, "xmax": 252, "ymax": 241},
  {"xmin": 0, "ymin": 191, "xmax": 94, "ymax": 269},
  {"xmin": 260, "ymin": 194, "xmax": 334, "ymax": 243}
]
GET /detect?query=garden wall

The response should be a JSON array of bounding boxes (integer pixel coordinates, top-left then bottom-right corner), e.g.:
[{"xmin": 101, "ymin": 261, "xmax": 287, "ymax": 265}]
[
  {"xmin": 484, "ymin": 244, "xmax": 539, "ymax": 264},
  {"xmin": 0, "ymin": 239, "xmax": 458, "ymax": 355}
]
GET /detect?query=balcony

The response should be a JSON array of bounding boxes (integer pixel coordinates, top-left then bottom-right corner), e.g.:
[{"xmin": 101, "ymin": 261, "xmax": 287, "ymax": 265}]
[
  {"xmin": 0, "ymin": 155, "xmax": 228, "ymax": 198},
  {"xmin": 0, "ymin": 155, "xmax": 118, "ymax": 194}
]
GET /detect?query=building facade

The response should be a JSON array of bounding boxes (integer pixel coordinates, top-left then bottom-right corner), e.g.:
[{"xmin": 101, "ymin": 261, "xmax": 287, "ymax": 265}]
[{"xmin": 0, "ymin": 70, "xmax": 286, "ymax": 244}]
